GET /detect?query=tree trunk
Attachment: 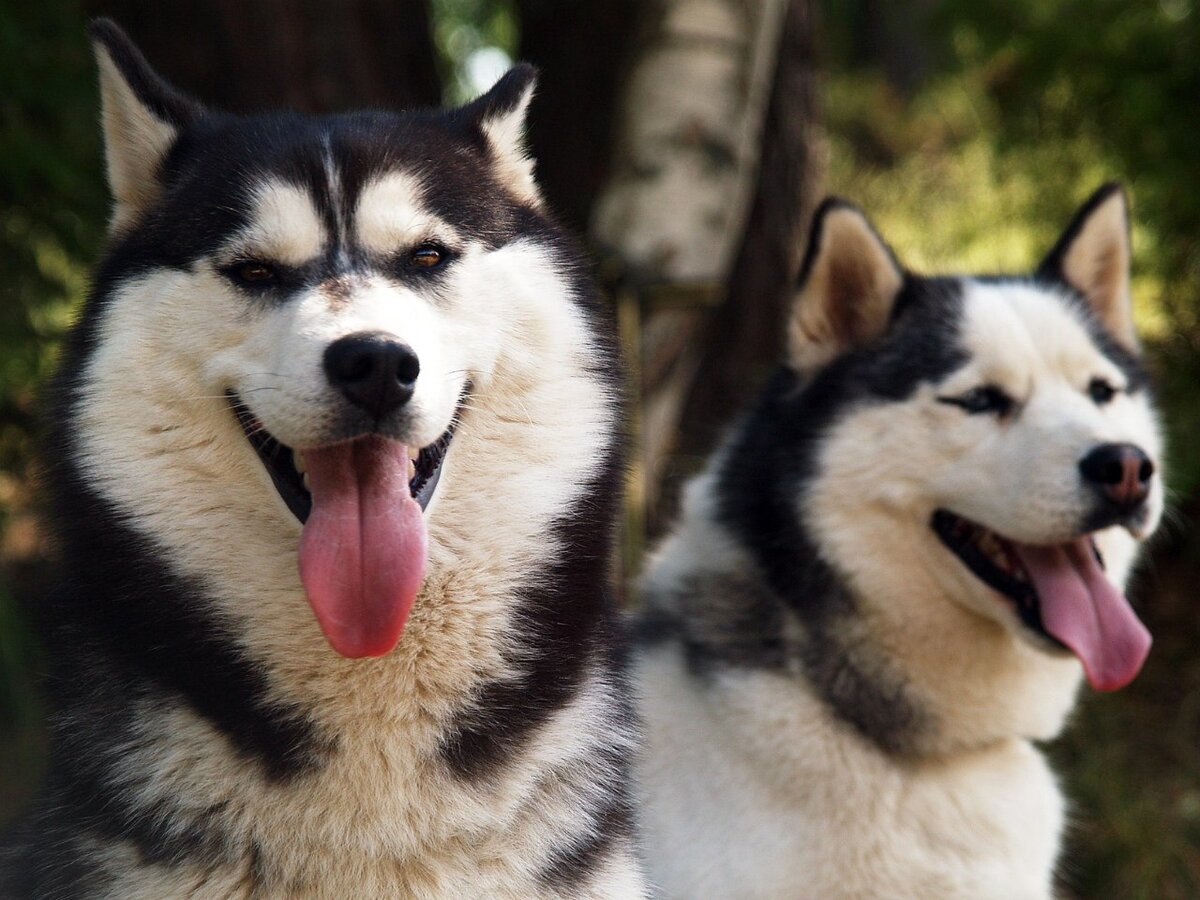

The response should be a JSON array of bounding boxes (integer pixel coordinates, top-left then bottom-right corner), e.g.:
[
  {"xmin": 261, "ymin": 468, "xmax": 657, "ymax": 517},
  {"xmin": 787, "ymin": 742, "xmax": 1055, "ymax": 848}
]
[
  {"xmin": 516, "ymin": 0, "xmax": 640, "ymax": 235},
  {"xmin": 591, "ymin": 0, "xmax": 790, "ymax": 285},
  {"xmin": 673, "ymin": 0, "xmax": 825, "ymax": 490},
  {"xmin": 93, "ymin": 0, "xmax": 442, "ymax": 112},
  {"xmin": 588, "ymin": 0, "xmax": 824, "ymax": 538}
]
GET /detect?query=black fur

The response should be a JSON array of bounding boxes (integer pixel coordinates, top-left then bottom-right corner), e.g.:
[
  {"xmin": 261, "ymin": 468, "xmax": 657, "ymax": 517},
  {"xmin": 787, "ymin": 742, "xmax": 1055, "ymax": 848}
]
[
  {"xmin": 539, "ymin": 749, "xmax": 637, "ymax": 892},
  {"xmin": 439, "ymin": 419, "xmax": 626, "ymax": 780},
  {"xmin": 430, "ymin": 227, "xmax": 640, "ymax": 883}
]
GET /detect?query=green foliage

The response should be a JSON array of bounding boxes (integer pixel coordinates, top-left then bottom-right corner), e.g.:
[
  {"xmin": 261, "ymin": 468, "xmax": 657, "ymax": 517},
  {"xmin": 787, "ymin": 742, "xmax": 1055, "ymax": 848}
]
[
  {"xmin": 430, "ymin": 0, "xmax": 517, "ymax": 103},
  {"xmin": 0, "ymin": 0, "xmax": 102, "ymax": 732}
]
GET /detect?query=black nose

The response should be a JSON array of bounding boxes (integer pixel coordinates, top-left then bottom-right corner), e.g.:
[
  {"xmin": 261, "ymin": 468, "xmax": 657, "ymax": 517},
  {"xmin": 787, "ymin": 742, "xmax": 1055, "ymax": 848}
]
[
  {"xmin": 1079, "ymin": 442, "xmax": 1154, "ymax": 509},
  {"xmin": 323, "ymin": 332, "xmax": 420, "ymax": 420}
]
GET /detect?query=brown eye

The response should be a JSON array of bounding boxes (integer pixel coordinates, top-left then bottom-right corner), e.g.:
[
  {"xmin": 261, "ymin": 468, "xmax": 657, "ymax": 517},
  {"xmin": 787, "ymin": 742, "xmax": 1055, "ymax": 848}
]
[
  {"xmin": 229, "ymin": 260, "xmax": 280, "ymax": 287},
  {"xmin": 409, "ymin": 245, "xmax": 444, "ymax": 269}
]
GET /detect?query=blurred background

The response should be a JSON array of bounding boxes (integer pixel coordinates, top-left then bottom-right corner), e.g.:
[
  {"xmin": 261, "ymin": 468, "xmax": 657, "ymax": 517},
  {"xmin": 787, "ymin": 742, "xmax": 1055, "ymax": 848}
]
[{"xmin": 1, "ymin": 1, "xmax": 1197, "ymax": 895}]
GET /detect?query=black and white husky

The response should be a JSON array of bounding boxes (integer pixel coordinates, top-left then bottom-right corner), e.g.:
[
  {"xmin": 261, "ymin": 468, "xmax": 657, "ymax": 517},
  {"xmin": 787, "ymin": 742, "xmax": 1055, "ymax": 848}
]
[
  {"xmin": 633, "ymin": 186, "xmax": 1163, "ymax": 898},
  {"xmin": 0, "ymin": 21, "xmax": 648, "ymax": 898}
]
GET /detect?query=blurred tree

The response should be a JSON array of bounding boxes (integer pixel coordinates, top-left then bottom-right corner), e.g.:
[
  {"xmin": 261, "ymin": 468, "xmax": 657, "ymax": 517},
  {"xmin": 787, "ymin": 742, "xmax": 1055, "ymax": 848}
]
[
  {"xmin": 516, "ymin": 0, "xmax": 639, "ymax": 234},
  {"xmin": 675, "ymin": 0, "xmax": 823, "ymax": 479},
  {"xmin": 589, "ymin": 0, "xmax": 824, "ymax": 532},
  {"xmin": 94, "ymin": 0, "xmax": 442, "ymax": 112}
]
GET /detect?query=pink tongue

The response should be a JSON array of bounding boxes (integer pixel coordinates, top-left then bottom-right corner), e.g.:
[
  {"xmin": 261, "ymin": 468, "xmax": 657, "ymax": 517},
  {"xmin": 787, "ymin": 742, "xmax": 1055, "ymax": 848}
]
[
  {"xmin": 1012, "ymin": 539, "xmax": 1151, "ymax": 691},
  {"xmin": 297, "ymin": 437, "xmax": 426, "ymax": 658}
]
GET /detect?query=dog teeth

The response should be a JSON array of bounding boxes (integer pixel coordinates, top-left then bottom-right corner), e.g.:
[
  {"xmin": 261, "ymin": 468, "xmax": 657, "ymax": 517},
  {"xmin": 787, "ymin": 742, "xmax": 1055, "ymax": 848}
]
[
  {"xmin": 973, "ymin": 530, "xmax": 1014, "ymax": 570},
  {"xmin": 407, "ymin": 456, "xmax": 417, "ymax": 482},
  {"xmin": 293, "ymin": 450, "xmax": 307, "ymax": 474},
  {"xmin": 302, "ymin": 472, "xmax": 310, "ymax": 491},
  {"xmin": 407, "ymin": 446, "xmax": 420, "ymax": 462}
]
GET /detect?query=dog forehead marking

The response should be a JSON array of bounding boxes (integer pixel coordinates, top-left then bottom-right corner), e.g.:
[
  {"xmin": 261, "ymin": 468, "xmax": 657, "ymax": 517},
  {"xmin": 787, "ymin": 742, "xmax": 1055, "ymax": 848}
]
[
  {"xmin": 240, "ymin": 179, "xmax": 326, "ymax": 266},
  {"xmin": 958, "ymin": 281, "xmax": 1122, "ymax": 389},
  {"xmin": 356, "ymin": 171, "xmax": 455, "ymax": 255}
]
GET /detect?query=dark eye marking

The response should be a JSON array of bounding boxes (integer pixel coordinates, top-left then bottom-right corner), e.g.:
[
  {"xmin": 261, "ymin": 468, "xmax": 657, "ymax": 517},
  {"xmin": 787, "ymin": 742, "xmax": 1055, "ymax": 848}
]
[
  {"xmin": 224, "ymin": 259, "xmax": 284, "ymax": 290},
  {"xmin": 937, "ymin": 385, "xmax": 1014, "ymax": 416},
  {"xmin": 1088, "ymin": 377, "xmax": 1118, "ymax": 405}
]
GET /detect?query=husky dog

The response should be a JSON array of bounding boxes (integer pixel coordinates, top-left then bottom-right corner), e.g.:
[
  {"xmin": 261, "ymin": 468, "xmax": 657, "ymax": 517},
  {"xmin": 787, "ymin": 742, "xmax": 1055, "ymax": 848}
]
[
  {"xmin": 0, "ymin": 21, "xmax": 648, "ymax": 899},
  {"xmin": 633, "ymin": 186, "xmax": 1163, "ymax": 898}
]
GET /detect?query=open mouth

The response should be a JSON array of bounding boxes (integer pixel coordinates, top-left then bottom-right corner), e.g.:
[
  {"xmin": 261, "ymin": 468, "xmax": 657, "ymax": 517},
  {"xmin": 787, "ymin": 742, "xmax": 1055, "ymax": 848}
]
[
  {"xmin": 227, "ymin": 391, "xmax": 455, "ymax": 523},
  {"xmin": 931, "ymin": 511, "xmax": 1084, "ymax": 643},
  {"xmin": 931, "ymin": 509, "xmax": 1153, "ymax": 692},
  {"xmin": 931, "ymin": 511, "xmax": 1075, "ymax": 642}
]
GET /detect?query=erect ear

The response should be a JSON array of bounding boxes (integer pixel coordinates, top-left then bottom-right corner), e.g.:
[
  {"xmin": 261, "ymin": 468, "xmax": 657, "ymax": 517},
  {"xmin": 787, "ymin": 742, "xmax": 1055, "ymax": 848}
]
[
  {"xmin": 89, "ymin": 19, "xmax": 205, "ymax": 232},
  {"xmin": 459, "ymin": 64, "xmax": 540, "ymax": 206},
  {"xmin": 1037, "ymin": 183, "xmax": 1137, "ymax": 351},
  {"xmin": 787, "ymin": 199, "xmax": 905, "ymax": 372}
]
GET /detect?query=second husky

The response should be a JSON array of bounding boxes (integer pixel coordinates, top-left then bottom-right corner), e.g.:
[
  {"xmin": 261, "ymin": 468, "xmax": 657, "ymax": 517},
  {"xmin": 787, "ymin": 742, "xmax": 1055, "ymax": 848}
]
[{"xmin": 634, "ymin": 186, "xmax": 1163, "ymax": 898}]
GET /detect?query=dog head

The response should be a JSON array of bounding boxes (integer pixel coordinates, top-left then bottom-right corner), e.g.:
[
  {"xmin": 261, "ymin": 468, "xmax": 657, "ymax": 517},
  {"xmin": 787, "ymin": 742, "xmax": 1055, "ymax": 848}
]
[
  {"xmin": 64, "ymin": 22, "xmax": 614, "ymax": 660},
  {"xmin": 789, "ymin": 187, "xmax": 1162, "ymax": 695}
]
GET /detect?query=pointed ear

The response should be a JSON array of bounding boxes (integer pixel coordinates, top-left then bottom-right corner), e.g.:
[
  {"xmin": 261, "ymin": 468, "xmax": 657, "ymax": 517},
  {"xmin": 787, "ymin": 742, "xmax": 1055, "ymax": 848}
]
[
  {"xmin": 1037, "ymin": 183, "xmax": 1137, "ymax": 351},
  {"xmin": 460, "ymin": 64, "xmax": 540, "ymax": 206},
  {"xmin": 89, "ymin": 19, "xmax": 204, "ymax": 231},
  {"xmin": 787, "ymin": 199, "xmax": 905, "ymax": 372}
]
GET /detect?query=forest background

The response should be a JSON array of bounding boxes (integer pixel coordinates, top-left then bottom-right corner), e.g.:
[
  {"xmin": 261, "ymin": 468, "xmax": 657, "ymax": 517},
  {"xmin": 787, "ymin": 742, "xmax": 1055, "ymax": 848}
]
[{"xmin": 1, "ymin": 1, "xmax": 1198, "ymax": 896}]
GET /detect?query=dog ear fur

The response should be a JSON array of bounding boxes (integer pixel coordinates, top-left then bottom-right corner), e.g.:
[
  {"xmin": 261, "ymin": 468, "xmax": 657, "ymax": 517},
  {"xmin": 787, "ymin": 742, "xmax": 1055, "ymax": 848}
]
[
  {"xmin": 787, "ymin": 199, "xmax": 905, "ymax": 372},
  {"xmin": 89, "ymin": 18, "xmax": 205, "ymax": 232},
  {"xmin": 1038, "ymin": 183, "xmax": 1137, "ymax": 351},
  {"xmin": 457, "ymin": 64, "xmax": 541, "ymax": 207}
]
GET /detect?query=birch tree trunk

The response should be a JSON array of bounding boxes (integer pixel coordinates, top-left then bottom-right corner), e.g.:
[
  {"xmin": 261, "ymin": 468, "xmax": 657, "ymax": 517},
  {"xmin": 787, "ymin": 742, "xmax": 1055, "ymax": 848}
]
[
  {"xmin": 674, "ymin": 0, "xmax": 825, "ymax": 478},
  {"xmin": 588, "ymin": 0, "xmax": 823, "ymax": 537},
  {"xmin": 592, "ymin": 0, "xmax": 789, "ymax": 284}
]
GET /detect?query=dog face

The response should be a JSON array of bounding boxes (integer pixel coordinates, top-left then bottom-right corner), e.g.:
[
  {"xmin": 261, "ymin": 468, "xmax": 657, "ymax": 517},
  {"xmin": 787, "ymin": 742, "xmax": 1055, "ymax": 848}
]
[
  {"xmin": 70, "ymin": 25, "xmax": 612, "ymax": 660},
  {"xmin": 789, "ymin": 188, "xmax": 1162, "ymax": 693}
]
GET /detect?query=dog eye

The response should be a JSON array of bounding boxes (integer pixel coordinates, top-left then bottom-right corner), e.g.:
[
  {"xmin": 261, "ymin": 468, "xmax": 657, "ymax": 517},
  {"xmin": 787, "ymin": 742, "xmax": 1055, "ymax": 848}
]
[
  {"xmin": 938, "ymin": 385, "xmax": 1013, "ymax": 416},
  {"xmin": 1088, "ymin": 377, "xmax": 1118, "ymax": 405},
  {"xmin": 408, "ymin": 245, "xmax": 447, "ymax": 270},
  {"xmin": 227, "ymin": 260, "xmax": 280, "ymax": 288}
]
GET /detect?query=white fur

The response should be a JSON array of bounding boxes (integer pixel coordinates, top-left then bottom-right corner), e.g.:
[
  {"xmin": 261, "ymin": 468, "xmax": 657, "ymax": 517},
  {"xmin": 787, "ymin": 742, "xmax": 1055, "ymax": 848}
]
[
  {"xmin": 355, "ymin": 172, "xmax": 456, "ymax": 257},
  {"xmin": 636, "ymin": 642, "xmax": 1063, "ymax": 900}
]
